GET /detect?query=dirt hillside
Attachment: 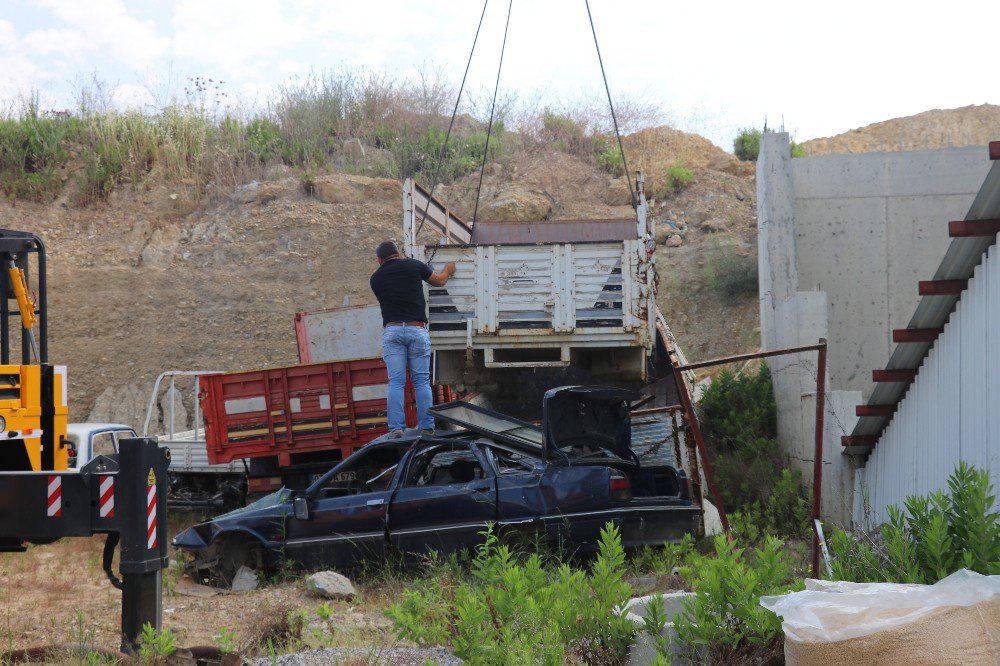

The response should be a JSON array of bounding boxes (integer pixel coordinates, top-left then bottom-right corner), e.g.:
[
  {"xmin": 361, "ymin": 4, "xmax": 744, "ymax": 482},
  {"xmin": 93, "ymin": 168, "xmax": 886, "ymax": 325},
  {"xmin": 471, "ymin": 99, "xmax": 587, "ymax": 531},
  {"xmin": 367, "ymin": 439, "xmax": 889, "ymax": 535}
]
[
  {"xmin": 2, "ymin": 104, "xmax": 992, "ymax": 426},
  {"xmin": 802, "ymin": 104, "xmax": 1000, "ymax": 155}
]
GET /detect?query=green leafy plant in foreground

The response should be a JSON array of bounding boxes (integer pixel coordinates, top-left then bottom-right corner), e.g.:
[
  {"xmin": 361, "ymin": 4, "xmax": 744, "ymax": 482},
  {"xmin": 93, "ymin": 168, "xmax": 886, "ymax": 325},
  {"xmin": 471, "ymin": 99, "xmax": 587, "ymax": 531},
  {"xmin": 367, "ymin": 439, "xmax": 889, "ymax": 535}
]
[
  {"xmin": 829, "ymin": 461, "xmax": 1000, "ymax": 584},
  {"xmin": 675, "ymin": 534, "xmax": 800, "ymax": 665},
  {"xmin": 387, "ymin": 523, "xmax": 635, "ymax": 665},
  {"xmin": 137, "ymin": 623, "xmax": 176, "ymax": 662}
]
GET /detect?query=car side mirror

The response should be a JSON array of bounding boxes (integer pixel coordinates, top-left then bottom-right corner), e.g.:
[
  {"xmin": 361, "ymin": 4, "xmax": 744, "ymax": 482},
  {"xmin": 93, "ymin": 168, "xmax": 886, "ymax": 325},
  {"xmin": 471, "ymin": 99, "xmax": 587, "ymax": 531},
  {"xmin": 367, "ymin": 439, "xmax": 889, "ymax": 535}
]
[{"xmin": 293, "ymin": 496, "xmax": 311, "ymax": 521}]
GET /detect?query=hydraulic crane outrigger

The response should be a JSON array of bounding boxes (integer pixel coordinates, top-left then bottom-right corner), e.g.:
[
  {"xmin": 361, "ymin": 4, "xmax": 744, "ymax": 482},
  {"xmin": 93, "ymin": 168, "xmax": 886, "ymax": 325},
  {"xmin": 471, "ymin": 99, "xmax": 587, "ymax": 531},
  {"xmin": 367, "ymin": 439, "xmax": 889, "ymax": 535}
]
[{"xmin": 0, "ymin": 229, "xmax": 169, "ymax": 652}]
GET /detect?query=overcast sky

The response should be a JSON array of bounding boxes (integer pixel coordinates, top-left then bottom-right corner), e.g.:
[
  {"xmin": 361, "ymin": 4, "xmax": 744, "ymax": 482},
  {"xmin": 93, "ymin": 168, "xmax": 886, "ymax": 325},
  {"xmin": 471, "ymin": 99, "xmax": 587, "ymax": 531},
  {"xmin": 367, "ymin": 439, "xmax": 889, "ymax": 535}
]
[{"xmin": 1, "ymin": 0, "xmax": 996, "ymax": 150}]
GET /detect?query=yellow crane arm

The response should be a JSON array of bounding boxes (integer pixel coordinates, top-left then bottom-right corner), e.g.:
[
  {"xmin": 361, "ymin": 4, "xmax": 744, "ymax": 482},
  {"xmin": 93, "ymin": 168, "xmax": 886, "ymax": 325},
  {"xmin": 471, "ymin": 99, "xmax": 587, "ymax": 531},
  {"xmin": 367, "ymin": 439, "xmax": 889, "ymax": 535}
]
[{"xmin": 8, "ymin": 266, "xmax": 37, "ymax": 330}]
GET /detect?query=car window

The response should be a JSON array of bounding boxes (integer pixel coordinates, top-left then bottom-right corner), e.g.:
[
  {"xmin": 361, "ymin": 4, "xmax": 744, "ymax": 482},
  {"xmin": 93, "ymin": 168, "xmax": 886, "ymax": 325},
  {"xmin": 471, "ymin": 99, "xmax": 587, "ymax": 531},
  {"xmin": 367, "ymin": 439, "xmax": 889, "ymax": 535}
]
[
  {"xmin": 319, "ymin": 446, "xmax": 405, "ymax": 497},
  {"xmin": 92, "ymin": 432, "xmax": 117, "ymax": 457},
  {"xmin": 403, "ymin": 443, "xmax": 486, "ymax": 487},
  {"xmin": 487, "ymin": 446, "xmax": 537, "ymax": 475},
  {"xmin": 112, "ymin": 429, "xmax": 136, "ymax": 443}
]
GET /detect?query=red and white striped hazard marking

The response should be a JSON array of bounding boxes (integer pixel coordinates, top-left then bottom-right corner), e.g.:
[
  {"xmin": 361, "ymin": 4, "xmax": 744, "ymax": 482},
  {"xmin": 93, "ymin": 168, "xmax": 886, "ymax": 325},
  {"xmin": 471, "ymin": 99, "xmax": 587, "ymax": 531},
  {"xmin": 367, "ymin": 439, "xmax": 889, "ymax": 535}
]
[
  {"xmin": 47, "ymin": 475, "xmax": 62, "ymax": 517},
  {"xmin": 146, "ymin": 480, "xmax": 157, "ymax": 550},
  {"xmin": 99, "ymin": 475, "xmax": 115, "ymax": 518}
]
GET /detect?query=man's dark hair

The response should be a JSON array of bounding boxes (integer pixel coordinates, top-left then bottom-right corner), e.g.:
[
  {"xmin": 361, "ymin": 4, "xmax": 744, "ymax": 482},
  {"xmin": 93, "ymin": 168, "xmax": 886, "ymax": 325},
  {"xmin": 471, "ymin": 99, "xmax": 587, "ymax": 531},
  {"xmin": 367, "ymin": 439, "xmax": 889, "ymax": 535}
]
[{"xmin": 375, "ymin": 240, "xmax": 399, "ymax": 260}]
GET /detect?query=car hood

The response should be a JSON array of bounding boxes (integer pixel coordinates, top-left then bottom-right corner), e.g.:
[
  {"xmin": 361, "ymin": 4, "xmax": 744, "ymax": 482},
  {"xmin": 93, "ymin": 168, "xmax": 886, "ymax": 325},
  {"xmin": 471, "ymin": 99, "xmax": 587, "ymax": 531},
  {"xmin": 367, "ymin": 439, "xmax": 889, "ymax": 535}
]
[
  {"xmin": 172, "ymin": 488, "xmax": 292, "ymax": 551},
  {"xmin": 542, "ymin": 386, "xmax": 639, "ymax": 462}
]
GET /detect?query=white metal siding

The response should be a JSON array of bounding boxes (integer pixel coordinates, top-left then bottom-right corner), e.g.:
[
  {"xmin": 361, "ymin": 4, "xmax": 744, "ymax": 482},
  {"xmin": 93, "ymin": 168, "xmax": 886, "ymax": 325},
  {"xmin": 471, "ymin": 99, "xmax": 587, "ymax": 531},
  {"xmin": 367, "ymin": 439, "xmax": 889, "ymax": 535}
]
[
  {"xmin": 857, "ymin": 244, "xmax": 1000, "ymax": 527},
  {"xmin": 427, "ymin": 242, "xmax": 643, "ymax": 345}
]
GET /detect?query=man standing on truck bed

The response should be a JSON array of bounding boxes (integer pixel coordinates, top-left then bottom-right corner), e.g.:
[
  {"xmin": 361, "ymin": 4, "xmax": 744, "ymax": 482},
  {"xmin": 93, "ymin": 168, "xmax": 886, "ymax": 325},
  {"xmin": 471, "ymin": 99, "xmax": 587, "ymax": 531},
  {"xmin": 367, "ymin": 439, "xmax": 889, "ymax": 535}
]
[{"xmin": 370, "ymin": 240, "xmax": 455, "ymax": 437}]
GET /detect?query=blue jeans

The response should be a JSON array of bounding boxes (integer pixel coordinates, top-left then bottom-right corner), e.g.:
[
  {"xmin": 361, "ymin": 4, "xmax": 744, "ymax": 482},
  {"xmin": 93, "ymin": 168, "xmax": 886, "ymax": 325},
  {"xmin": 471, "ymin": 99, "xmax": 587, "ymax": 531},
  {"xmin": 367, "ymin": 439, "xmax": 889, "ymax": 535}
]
[{"xmin": 382, "ymin": 325, "xmax": 434, "ymax": 431}]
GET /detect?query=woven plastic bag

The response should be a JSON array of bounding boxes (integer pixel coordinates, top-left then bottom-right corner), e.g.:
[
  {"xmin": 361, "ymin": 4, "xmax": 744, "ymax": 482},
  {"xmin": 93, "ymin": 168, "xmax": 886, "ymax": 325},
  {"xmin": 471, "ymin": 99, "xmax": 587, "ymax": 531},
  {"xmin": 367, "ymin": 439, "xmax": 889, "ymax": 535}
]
[{"xmin": 760, "ymin": 570, "xmax": 1000, "ymax": 665}]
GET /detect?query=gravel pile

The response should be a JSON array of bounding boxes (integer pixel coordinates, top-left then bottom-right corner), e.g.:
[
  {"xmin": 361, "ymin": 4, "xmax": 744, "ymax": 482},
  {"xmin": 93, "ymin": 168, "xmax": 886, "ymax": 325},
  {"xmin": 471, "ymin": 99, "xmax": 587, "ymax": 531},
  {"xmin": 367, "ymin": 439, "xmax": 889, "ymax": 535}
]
[{"xmin": 251, "ymin": 646, "xmax": 462, "ymax": 665}]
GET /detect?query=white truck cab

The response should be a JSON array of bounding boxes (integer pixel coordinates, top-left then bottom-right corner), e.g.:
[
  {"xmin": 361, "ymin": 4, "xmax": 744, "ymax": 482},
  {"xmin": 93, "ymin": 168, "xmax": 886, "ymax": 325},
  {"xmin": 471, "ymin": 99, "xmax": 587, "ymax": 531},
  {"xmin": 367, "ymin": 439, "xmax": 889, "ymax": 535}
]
[{"xmin": 66, "ymin": 423, "xmax": 137, "ymax": 471}]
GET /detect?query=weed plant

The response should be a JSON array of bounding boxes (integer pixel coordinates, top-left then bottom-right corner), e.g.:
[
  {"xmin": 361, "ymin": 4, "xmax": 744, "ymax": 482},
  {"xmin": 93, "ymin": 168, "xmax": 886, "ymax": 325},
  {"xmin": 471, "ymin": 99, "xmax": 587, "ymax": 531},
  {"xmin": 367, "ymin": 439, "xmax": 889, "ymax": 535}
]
[
  {"xmin": 137, "ymin": 623, "xmax": 176, "ymax": 662},
  {"xmin": 703, "ymin": 237, "xmax": 758, "ymax": 300},
  {"xmin": 676, "ymin": 534, "xmax": 801, "ymax": 664},
  {"xmin": 699, "ymin": 364, "xmax": 811, "ymax": 538},
  {"xmin": 387, "ymin": 523, "xmax": 635, "ymax": 665},
  {"xmin": 828, "ymin": 461, "xmax": 1000, "ymax": 583}
]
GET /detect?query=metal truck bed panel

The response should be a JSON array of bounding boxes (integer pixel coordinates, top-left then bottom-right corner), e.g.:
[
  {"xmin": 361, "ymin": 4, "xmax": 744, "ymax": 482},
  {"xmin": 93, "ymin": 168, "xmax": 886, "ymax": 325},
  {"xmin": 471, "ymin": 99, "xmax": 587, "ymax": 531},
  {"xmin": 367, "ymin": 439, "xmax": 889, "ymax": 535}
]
[
  {"xmin": 426, "ymin": 241, "xmax": 644, "ymax": 337},
  {"xmin": 294, "ymin": 304, "xmax": 384, "ymax": 363},
  {"xmin": 199, "ymin": 359, "xmax": 418, "ymax": 465},
  {"xmin": 160, "ymin": 433, "xmax": 243, "ymax": 474}
]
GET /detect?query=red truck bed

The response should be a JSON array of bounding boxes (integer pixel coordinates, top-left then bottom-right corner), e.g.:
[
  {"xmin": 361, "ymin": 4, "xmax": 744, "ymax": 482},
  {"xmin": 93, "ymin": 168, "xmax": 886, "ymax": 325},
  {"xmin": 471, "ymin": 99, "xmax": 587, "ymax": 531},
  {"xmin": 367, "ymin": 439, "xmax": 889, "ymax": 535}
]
[{"xmin": 200, "ymin": 359, "xmax": 419, "ymax": 467}]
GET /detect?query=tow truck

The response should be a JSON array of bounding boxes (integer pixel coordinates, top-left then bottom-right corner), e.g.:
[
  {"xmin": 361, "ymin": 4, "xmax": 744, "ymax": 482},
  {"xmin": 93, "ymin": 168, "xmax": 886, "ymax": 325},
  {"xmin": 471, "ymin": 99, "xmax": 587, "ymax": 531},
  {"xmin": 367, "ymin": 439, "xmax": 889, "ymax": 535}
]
[{"xmin": 0, "ymin": 229, "xmax": 169, "ymax": 652}]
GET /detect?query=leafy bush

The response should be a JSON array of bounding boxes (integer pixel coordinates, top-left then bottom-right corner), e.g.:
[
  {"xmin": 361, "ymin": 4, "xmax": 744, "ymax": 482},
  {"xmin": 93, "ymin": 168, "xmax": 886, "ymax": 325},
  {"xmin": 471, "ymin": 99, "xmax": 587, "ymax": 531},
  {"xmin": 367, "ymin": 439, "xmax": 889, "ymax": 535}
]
[
  {"xmin": 0, "ymin": 98, "xmax": 80, "ymax": 201},
  {"xmin": 699, "ymin": 364, "xmax": 811, "ymax": 538},
  {"xmin": 387, "ymin": 523, "xmax": 636, "ymax": 665},
  {"xmin": 541, "ymin": 109, "xmax": 588, "ymax": 156},
  {"xmin": 593, "ymin": 135, "xmax": 625, "ymax": 177},
  {"xmin": 675, "ymin": 534, "xmax": 800, "ymax": 664},
  {"xmin": 137, "ymin": 623, "xmax": 176, "ymax": 661},
  {"xmin": 703, "ymin": 238, "xmax": 758, "ymax": 300},
  {"xmin": 654, "ymin": 162, "xmax": 693, "ymax": 199},
  {"xmin": 628, "ymin": 532, "xmax": 697, "ymax": 577},
  {"xmin": 245, "ymin": 117, "xmax": 286, "ymax": 163},
  {"xmin": 829, "ymin": 462, "xmax": 1000, "ymax": 583},
  {"xmin": 733, "ymin": 128, "xmax": 761, "ymax": 161}
]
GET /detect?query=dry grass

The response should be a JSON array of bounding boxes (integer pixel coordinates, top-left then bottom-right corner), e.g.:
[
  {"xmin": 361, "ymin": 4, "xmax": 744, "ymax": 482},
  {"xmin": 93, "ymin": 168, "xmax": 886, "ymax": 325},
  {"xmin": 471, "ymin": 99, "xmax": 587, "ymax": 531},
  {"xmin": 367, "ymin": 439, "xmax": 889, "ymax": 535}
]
[{"xmin": 2, "ymin": 68, "xmax": 680, "ymax": 208}]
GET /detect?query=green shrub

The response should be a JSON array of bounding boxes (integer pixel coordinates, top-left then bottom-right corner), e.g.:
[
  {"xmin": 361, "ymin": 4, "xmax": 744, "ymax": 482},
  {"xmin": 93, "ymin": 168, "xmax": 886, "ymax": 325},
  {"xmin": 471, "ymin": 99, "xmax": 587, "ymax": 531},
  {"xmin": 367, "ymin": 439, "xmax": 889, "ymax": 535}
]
[
  {"xmin": 790, "ymin": 140, "xmax": 806, "ymax": 158},
  {"xmin": 698, "ymin": 364, "xmax": 811, "ymax": 539},
  {"xmin": 676, "ymin": 534, "xmax": 800, "ymax": 664},
  {"xmin": 137, "ymin": 623, "xmax": 176, "ymax": 661},
  {"xmin": 593, "ymin": 135, "xmax": 625, "ymax": 177},
  {"xmin": 387, "ymin": 523, "xmax": 636, "ymax": 665},
  {"xmin": 703, "ymin": 238, "xmax": 758, "ymax": 299},
  {"xmin": 733, "ymin": 128, "xmax": 761, "ymax": 161},
  {"xmin": 245, "ymin": 117, "xmax": 285, "ymax": 163},
  {"xmin": 829, "ymin": 461, "xmax": 1000, "ymax": 583},
  {"xmin": 0, "ymin": 99, "xmax": 81, "ymax": 201},
  {"xmin": 655, "ymin": 162, "xmax": 693, "ymax": 198},
  {"xmin": 541, "ymin": 109, "xmax": 588, "ymax": 156}
]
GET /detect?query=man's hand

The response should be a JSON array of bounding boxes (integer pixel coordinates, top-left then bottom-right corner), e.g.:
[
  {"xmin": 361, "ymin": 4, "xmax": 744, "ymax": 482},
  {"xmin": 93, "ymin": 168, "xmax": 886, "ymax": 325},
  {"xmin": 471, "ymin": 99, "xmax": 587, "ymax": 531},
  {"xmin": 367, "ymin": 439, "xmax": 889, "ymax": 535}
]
[{"xmin": 427, "ymin": 261, "xmax": 456, "ymax": 287}]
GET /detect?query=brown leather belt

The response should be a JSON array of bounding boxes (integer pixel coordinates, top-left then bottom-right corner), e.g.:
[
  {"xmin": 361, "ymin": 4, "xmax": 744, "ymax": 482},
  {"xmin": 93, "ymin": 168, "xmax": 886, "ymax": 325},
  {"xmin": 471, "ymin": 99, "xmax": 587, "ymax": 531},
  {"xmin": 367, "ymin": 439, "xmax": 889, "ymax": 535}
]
[{"xmin": 385, "ymin": 321, "xmax": 426, "ymax": 328}]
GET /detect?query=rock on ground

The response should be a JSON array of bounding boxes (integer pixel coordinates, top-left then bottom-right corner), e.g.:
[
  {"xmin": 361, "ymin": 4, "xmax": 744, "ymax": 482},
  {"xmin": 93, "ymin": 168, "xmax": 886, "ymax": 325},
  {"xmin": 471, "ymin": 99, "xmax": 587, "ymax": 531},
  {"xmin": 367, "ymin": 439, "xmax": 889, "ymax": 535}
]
[{"xmin": 305, "ymin": 571, "xmax": 357, "ymax": 600}]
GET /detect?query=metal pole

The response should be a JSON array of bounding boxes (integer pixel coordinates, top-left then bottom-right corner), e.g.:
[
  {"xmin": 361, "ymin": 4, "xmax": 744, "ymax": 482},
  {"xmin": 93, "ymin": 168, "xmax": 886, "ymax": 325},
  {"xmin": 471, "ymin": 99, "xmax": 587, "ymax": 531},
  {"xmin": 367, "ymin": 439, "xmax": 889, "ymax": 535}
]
[
  {"xmin": 169, "ymin": 375, "xmax": 175, "ymax": 440},
  {"xmin": 811, "ymin": 339, "xmax": 828, "ymax": 578},
  {"xmin": 671, "ymin": 363, "xmax": 730, "ymax": 535},
  {"xmin": 673, "ymin": 341, "xmax": 828, "ymax": 372},
  {"xmin": 121, "ymin": 572, "xmax": 162, "ymax": 653}
]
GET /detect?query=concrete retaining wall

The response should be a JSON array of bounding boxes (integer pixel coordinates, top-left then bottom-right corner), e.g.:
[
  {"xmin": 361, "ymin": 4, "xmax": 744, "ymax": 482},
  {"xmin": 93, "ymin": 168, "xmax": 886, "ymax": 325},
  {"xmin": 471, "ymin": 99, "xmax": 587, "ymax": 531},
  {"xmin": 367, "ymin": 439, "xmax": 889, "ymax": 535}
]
[{"xmin": 756, "ymin": 134, "xmax": 990, "ymax": 526}]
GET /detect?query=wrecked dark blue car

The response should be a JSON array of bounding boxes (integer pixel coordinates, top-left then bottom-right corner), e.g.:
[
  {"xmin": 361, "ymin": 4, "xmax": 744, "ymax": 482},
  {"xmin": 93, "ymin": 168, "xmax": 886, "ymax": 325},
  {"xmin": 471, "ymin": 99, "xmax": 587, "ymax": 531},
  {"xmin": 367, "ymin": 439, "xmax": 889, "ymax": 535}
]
[{"xmin": 174, "ymin": 386, "xmax": 700, "ymax": 584}]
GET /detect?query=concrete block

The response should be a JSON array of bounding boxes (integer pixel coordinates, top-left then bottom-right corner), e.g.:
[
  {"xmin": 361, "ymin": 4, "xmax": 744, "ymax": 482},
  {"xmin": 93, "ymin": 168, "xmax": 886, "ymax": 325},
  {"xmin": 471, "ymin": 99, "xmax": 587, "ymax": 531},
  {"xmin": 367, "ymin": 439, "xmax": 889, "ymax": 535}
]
[{"xmin": 623, "ymin": 592, "xmax": 697, "ymax": 665}]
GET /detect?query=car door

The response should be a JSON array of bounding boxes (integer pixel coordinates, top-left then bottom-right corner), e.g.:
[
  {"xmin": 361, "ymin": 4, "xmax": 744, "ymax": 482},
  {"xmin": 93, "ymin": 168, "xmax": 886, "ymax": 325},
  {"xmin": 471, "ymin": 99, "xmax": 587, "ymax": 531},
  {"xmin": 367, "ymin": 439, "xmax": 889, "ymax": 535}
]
[
  {"xmin": 284, "ymin": 444, "xmax": 406, "ymax": 569},
  {"xmin": 388, "ymin": 440, "xmax": 497, "ymax": 557}
]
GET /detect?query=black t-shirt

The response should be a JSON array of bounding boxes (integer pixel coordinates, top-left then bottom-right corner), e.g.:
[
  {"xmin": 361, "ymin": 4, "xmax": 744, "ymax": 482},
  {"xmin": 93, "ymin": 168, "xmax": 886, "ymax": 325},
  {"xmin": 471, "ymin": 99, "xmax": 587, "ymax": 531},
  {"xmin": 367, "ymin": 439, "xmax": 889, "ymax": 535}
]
[{"xmin": 370, "ymin": 258, "xmax": 434, "ymax": 325}]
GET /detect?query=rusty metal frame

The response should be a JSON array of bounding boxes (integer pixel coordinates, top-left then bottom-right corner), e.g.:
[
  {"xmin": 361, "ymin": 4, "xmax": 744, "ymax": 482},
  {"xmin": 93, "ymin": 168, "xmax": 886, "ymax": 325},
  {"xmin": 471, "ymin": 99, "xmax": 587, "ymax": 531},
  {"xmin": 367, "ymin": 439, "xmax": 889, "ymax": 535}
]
[{"xmin": 672, "ymin": 339, "xmax": 828, "ymax": 578}]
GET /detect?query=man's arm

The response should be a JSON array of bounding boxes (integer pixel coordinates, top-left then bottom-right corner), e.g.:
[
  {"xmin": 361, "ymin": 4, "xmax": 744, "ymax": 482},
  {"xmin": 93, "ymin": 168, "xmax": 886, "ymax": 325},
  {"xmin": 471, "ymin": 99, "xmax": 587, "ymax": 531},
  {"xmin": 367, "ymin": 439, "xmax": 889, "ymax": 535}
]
[{"xmin": 426, "ymin": 262, "xmax": 456, "ymax": 287}]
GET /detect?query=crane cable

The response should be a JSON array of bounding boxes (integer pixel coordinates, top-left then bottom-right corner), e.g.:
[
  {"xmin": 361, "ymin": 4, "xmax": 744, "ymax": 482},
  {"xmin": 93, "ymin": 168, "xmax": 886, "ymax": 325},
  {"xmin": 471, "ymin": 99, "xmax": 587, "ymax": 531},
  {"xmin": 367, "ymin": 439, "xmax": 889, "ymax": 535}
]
[
  {"xmin": 471, "ymin": 0, "xmax": 513, "ymax": 227},
  {"xmin": 414, "ymin": 0, "xmax": 490, "ymax": 243},
  {"xmin": 585, "ymin": 0, "xmax": 634, "ymax": 208}
]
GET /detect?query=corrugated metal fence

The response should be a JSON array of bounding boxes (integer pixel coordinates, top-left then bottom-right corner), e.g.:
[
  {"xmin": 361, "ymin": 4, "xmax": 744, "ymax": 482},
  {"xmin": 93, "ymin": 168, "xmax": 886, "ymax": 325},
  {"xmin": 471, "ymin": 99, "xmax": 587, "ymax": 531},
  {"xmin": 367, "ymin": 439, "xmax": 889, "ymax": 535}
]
[{"xmin": 856, "ymin": 242, "xmax": 1000, "ymax": 527}]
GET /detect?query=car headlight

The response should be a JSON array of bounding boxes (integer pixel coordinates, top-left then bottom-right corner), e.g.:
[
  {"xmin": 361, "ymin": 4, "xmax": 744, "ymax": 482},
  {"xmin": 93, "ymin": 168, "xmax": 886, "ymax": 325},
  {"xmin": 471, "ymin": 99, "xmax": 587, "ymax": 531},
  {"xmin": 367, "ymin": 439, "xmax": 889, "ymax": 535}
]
[{"xmin": 0, "ymin": 415, "xmax": 7, "ymax": 432}]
